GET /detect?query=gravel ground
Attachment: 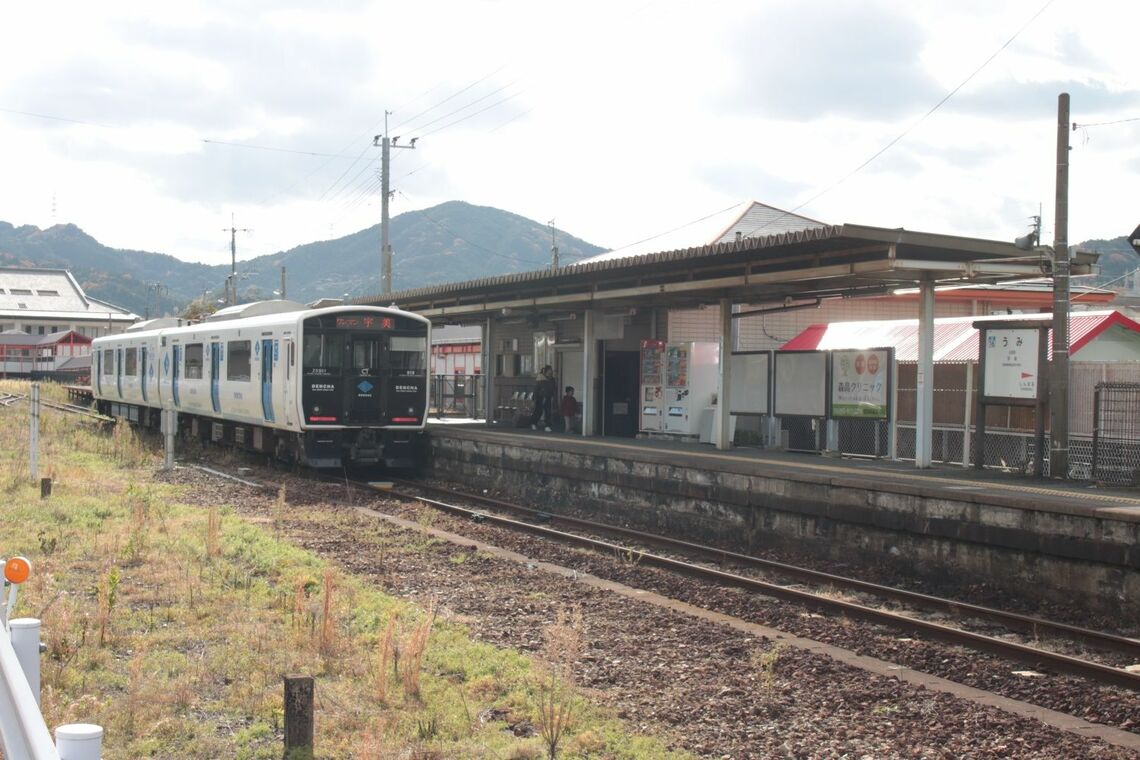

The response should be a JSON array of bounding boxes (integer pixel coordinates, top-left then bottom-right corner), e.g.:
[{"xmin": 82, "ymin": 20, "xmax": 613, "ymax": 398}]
[{"xmin": 159, "ymin": 465, "xmax": 1140, "ymax": 759}]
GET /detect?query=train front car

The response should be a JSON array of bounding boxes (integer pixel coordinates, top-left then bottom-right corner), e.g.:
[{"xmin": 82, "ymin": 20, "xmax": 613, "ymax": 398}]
[{"xmin": 299, "ymin": 308, "xmax": 430, "ymax": 469}]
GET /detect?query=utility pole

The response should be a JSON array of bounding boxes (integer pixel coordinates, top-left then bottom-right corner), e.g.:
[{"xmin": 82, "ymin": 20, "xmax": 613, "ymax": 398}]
[
  {"xmin": 549, "ymin": 219, "xmax": 559, "ymax": 270},
  {"xmin": 222, "ymin": 213, "xmax": 252, "ymax": 306},
  {"xmin": 1050, "ymin": 92, "xmax": 1071, "ymax": 480},
  {"xmin": 279, "ymin": 266, "xmax": 287, "ymax": 300},
  {"xmin": 373, "ymin": 113, "xmax": 417, "ymax": 296}
]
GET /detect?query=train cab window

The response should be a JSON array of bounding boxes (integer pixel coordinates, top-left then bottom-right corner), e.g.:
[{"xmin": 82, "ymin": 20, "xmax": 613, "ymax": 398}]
[
  {"xmin": 124, "ymin": 347, "xmax": 138, "ymax": 376},
  {"xmin": 101, "ymin": 349, "xmax": 114, "ymax": 376},
  {"xmin": 185, "ymin": 343, "xmax": 204, "ymax": 379},
  {"xmin": 303, "ymin": 334, "xmax": 345, "ymax": 371},
  {"xmin": 227, "ymin": 340, "xmax": 251, "ymax": 381},
  {"xmin": 389, "ymin": 336, "xmax": 426, "ymax": 372},
  {"xmin": 351, "ymin": 337, "xmax": 385, "ymax": 370}
]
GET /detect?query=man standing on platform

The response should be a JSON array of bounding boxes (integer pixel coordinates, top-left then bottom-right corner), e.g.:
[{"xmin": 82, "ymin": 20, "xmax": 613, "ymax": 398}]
[{"xmin": 530, "ymin": 365, "xmax": 556, "ymax": 431}]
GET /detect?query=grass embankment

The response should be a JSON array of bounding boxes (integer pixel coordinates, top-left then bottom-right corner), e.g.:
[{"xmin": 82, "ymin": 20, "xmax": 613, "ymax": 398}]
[{"xmin": 0, "ymin": 380, "xmax": 689, "ymax": 759}]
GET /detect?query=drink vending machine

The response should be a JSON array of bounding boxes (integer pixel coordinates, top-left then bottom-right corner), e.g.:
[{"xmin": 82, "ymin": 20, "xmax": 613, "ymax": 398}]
[
  {"xmin": 640, "ymin": 340, "xmax": 719, "ymax": 435},
  {"xmin": 663, "ymin": 342, "xmax": 719, "ymax": 435},
  {"xmin": 639, "ymin": 340, "xmax": 666, "ymax": 432}
]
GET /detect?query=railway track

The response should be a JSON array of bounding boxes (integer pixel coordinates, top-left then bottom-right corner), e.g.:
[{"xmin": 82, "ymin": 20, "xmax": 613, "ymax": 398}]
[
  {"xmin": 382, "ymin": 476, "xmax": 1140, "ymax": 692},
  {"xmin": 0, "ymin": 391, "xmax": 113, "ymax": 421}
]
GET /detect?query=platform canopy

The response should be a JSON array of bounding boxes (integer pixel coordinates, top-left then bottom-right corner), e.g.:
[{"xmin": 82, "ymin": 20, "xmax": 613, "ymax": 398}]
[{"xmin": 370, "ymin": 223, "xmax": 1095, "ymax": 321}]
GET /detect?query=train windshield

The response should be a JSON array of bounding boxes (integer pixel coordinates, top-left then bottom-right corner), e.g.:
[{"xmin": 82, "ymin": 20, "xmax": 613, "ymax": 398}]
[
  {"xmin": 303, "ymin": 333, "xmax": 345, "ymax": 371},
  {"xmin": 389, "ymin": 336, "xmax": 426, "ymax": 372}
]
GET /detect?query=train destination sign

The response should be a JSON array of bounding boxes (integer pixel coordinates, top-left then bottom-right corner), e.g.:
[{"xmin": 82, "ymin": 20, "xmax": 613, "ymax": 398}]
[
  {"xmin": 335, "ymin": 315, "xmax": 394, "ymax": 330},
  {"xmin": 982, "ymin": 328, "xmax": 1040, "ymax": 400}
]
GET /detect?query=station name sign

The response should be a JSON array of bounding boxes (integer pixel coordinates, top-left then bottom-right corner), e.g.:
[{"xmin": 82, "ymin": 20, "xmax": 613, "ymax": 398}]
[{"xmin": 982, "ymin": 328, "xmax": 1040, "ymax": 400}]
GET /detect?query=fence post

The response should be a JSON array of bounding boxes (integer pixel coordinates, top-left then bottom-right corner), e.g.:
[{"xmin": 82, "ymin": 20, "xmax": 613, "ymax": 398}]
[
  {"xmin": 29, "ymin": 382, "xmax": 40, "ymax": 481},
  {"xmin": 161, "ymin": 408, "xmax": 177, "ymax": 471},
  {"xmin": 284, "ymin": 675, "xmax": 313, "ymax": 759}
]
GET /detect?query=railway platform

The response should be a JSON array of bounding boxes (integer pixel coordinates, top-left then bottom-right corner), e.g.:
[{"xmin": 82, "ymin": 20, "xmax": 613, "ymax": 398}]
[{"xmin": 424, "ymin": 420, "xmax": 1140, "ymax": 620}]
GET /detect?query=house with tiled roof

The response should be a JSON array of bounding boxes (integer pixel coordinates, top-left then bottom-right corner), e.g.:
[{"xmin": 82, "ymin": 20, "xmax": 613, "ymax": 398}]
[{"xmin": 0, "ymin": 267, "xmax": 138, "ymax": 338}]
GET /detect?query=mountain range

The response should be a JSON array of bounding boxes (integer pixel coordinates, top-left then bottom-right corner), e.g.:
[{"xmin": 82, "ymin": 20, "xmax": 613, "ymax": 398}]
[
  {"xmin": 0, "ymin": 201, "xmax": 606, "ymax": 317},
  {"xmin": 0, "ymin": 202, "xmax": 1136, "ymax": 317}
]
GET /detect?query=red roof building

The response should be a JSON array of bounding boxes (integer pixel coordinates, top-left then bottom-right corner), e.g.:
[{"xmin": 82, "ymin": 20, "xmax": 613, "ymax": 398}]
[{"xmin": 781, "ymin": 309, "xmax": 1140, "ymax": 362}]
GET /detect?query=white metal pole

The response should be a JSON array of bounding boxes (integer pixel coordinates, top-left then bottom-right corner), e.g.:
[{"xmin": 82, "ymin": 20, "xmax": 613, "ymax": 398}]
[{"xmin": 9, "ymin": 619, "xmax": 40, "ymax": 706}]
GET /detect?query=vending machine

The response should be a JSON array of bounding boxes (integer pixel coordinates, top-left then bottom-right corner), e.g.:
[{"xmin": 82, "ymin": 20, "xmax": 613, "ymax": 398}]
[
  {"xmin": 639, "ymin": 339, "xmax": 666, "ymax": 432},
  {"xmin": 663, "ymin": 341, "xmax": 719, "ymax": 435}
]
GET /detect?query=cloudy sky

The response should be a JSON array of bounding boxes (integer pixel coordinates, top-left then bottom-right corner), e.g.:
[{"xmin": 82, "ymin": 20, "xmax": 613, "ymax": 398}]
[{"xmin": 1, "ymin": 0, "xmax": 1137, "ymax": 268}]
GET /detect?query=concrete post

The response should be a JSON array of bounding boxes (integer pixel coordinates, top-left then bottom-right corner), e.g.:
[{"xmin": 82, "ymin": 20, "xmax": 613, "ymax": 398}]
[
  {"xmin": 582, "ymin": 310, "xmax": 596, "ymax": 437},
  {"xmin": 716, "ymin": 299, "xmax": 732, "ymax": 450},
  {"xmin": 915, "ymin": 281, "xmax": 935, "ymax": 468}
]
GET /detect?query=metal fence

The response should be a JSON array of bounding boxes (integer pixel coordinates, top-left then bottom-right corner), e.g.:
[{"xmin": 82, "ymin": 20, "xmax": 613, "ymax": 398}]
[
  {"xmin": 1092, "ymin": 382, "xmax": 1140, "ymax": 486},
  {"xmin": 429, "ymin": 375, "xmax": 483, "ymax": 420},
  {"xmin": 765, "ymin": 361, "xmax": 1140, "ymax": 483}
]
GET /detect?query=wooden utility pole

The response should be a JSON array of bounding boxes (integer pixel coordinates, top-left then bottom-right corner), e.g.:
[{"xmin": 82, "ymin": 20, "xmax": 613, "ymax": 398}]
[{"xmin": 1050, "ymin": 92, "xmax": 1070, "ymax": 479}]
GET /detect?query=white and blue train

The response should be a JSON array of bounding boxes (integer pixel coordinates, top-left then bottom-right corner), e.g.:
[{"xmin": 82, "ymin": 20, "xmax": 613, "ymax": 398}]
[{"xmin": 91, "ymin": 301, "xmax": 431, "ymax": 469}]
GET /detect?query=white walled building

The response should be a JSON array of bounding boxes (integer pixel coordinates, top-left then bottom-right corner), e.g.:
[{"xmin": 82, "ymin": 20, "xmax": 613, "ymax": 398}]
[{"xmin": 0, "ymin": 267, "xmax": 138, "ymax": 337}]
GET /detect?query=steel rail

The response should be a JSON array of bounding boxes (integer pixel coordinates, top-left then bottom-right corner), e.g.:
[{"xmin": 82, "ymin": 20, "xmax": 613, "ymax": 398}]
[
  {"xmin": 391, "ymin": 479, "xmax": 1140, "ymax": 658},
  {"xmin": 384, "ymin": 479, "xmax": 1140, "ymax": 691}
]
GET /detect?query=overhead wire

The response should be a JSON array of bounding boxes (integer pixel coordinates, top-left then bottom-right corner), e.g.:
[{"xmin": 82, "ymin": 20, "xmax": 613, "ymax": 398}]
[{"xmin": 734, "ymin": 0, "xmax": 1058, "ymax": 240}]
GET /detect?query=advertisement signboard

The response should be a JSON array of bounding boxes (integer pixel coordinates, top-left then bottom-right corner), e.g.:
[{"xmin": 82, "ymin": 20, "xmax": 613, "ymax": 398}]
[{"xmin": 830, "ymin": 348, "xmax": 890, "ymax": 418}]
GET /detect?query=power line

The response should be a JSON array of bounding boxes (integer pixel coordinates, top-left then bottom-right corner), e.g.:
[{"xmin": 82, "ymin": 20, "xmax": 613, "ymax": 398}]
[
  {"xmin": 737, "ymin": 0, "xmax": 1057, "ymax": 239},
  {"xmin": 1073, "ymin": 116, "xmax": 1140, "ymax": 129}
]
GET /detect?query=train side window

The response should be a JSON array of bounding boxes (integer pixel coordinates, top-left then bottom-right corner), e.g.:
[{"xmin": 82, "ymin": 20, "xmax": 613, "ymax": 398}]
[
  {"xmin": 124, "ymin": 347, "xmax": 138, "ymax": 376},
  {"xmin": 101, "ymin": 349, "xmax": 114, "ymax": 377},
  {"xmin": 185, "ymin": 343, "xmax": 204, "ymax": 379},
  {"xmin": 227, "ymin": 340, "xmax": 251, "ymax": 381}
]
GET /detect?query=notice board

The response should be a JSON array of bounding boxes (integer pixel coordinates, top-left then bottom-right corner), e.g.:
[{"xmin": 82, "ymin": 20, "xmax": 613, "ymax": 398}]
[
  {"xmin": 729, "ymin": 351, "xmax": 770, "ymax": 415},
  {"xmin": 774, "ymin": 351, "xmax": 827, "ymax": 417}
]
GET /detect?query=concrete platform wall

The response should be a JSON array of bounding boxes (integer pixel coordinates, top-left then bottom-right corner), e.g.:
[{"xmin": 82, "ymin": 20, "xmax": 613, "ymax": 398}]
[{"xmin": 426, "ymin": 430, "xmax": 1140, "ymax": 621}]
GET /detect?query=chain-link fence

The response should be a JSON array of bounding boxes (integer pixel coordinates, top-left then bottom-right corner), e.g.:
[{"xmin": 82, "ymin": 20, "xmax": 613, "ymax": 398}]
[
  {"xmin": 759, "ymin": 361, "xmax": 1140, "ymax": 483},
  {"xmin": 1091, "ymin": 382, "xmax": 1140, "ymax": 486}
]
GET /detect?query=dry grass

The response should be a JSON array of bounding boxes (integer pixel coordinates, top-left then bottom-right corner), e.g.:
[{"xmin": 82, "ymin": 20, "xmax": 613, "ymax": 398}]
[{"xmin": 0, "ymin": 379, "xmax": 692, "ymax": 760}]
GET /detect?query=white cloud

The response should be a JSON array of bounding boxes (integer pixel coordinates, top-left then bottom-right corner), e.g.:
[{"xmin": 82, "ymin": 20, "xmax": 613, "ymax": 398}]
[{"xmin": 1, "ymin": 0, "xmax": 1138, "ymax": 268}]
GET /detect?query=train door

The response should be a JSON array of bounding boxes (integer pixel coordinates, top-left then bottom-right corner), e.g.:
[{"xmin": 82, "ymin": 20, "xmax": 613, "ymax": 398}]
[
  {"xmin": 261, "ymin": 338, "xmax": 275, "ymax": 422},
  {"xmin": 140, "ymin": 346, "xmax": 148, "ymax": 403},
  {"xmin": 172, "ymin": 345, "xmax": 182, "ymax": 407},
  {"xmin": 116, "ymin": 348, "xmax": 123, "ymax": 398},
  {"xmin": 282, "ymin": 339, "xmax": 294, "ymax": 426},
  {"xmin": 210, "ymin": 341, "xmax": 222, "ymax": 413},
  {"xmin": 94, "ymin": 351, "xmax": 102, "ymax": 395}
]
